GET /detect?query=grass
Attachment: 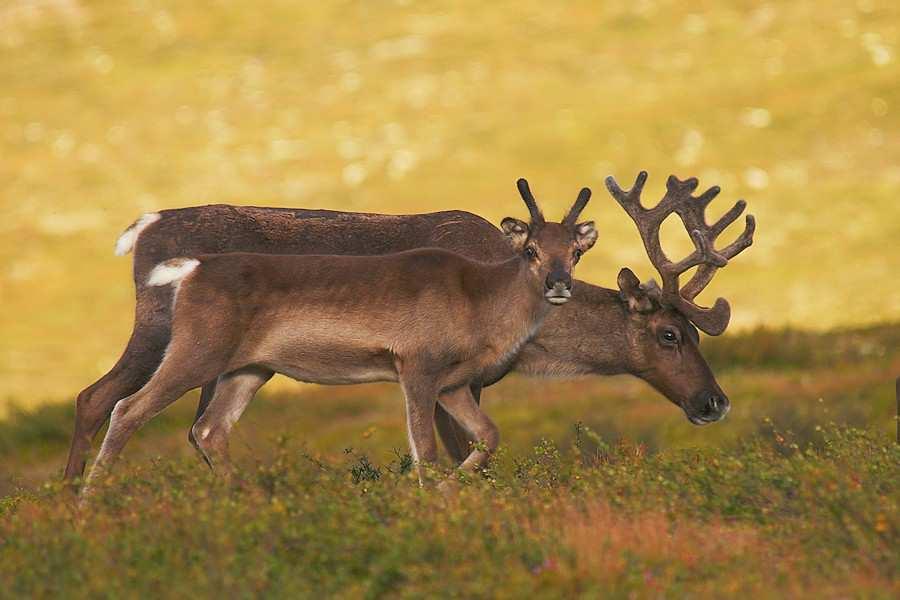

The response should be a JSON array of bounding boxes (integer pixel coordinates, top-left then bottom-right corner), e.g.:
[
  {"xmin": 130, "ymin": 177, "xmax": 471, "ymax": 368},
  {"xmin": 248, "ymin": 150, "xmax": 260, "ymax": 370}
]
[
  {"xmin": 1, "ymin": 325, "xmax": 898, "ymax": 597},
  {"xmin": 1, "ymin": 425, "xmax": 896, "ymax": 598}
]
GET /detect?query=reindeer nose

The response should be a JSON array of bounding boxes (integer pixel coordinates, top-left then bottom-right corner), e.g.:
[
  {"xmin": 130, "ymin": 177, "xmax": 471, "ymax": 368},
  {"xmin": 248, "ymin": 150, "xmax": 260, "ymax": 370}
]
[
  {"xmin": 687, "ymin": 391, "xmax": 730, "ymax": 425},
  {"xmin": 545, "ymin": 271, "xmax": 572, "ymax": 291},
  {"xmin": 702, "ymin": 393, "xmax": 730, "ymax": 419}
]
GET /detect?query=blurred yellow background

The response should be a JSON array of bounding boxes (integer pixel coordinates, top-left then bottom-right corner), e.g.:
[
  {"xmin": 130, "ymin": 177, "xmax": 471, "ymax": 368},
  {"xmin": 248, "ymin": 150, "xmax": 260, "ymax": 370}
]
[{"xmin": 1, "ymin": 0, "xmax": 898, "ymax": 407}]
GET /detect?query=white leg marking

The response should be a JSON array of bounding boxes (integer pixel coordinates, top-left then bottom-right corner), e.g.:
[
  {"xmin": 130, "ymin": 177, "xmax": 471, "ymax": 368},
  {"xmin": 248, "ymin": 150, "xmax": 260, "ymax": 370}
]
[{"xmin": 406, "ymin": 412, "xmax": 420, "ymax": 465}]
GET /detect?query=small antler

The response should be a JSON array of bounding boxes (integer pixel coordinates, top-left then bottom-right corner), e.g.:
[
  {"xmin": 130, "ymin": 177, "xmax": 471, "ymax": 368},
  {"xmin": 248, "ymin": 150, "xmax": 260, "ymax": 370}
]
[
  {"xmin": 562, "ymin": 187, "xmax": 592, "ymax": 227},
  {"xmin": 605, "ymin": 172, "xmax": 755, "ymax": 335},
  {"xmin": 516, "ymin": 178, "xmax": 545, "ymax": 224}
]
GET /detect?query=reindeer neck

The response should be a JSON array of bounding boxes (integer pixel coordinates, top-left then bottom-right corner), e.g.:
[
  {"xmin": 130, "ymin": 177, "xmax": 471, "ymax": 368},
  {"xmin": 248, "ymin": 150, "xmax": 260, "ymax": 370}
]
[
  {"xmin": 467, "ymin": 257, "xmax": 556, "ymax": 377},
  {"xmin": 511, "ymin": 282, "xmax": 633, "ymax": 378},
  {"xmin": 483, "ymin": 256, "xmax": 550, "ymax": 320}
]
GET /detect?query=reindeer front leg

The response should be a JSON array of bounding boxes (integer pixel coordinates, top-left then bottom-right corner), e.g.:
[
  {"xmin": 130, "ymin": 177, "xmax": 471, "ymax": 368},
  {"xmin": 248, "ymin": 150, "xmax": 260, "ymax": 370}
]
[
  {"xmin": 437, "ymin": 386, "xmax": 499, "ymax": 472},
  {"xmin": 398, "ymin": 373, "xmax": 439, "ymax": 485},
  {"xmin": 435, "ymin": 384, "xmax": 482, "ymax": 465},
  {"xmin": 190, "ymin": 366, "xmax": 274, "ymax": 473}
]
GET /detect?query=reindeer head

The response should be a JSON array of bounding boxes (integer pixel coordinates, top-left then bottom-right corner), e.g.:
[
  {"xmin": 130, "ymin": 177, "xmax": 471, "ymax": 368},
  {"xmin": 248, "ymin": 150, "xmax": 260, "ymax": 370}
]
[
  {"xmin": 607, "ymin": 171, "xmax": 755, "ymax": 425},
  {"xmin": 501, "ymin": 179, "xmax": 598, "ymax": 305}
]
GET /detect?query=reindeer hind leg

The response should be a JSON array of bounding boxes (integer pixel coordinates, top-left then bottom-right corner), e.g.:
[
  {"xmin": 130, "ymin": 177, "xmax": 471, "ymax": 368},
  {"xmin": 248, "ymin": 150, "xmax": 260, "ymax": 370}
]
[
  {"xmin": 82, "ymin": 333, "xmax": 230, "ymax": 498},
  {"xmin": 189, "ymin": 381, "xmax": 218, "ymax": 464},
  {"xmin": 65, "ymin": 292, "xmax": 172, "ymax": 483},
  {"xmin": 435, "ymin": 384, "xmax": 482, "ymax": 465}
]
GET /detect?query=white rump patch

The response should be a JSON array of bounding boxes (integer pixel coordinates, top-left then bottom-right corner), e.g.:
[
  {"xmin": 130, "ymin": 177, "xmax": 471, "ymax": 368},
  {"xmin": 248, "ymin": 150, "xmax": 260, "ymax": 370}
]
[
  {"xmin": 147, "ymin": 258, "xmax": 200, "ymax": 287},
  {"xmin": 114, "ymin": 212, "xmax": 161, "ymax": 256}
]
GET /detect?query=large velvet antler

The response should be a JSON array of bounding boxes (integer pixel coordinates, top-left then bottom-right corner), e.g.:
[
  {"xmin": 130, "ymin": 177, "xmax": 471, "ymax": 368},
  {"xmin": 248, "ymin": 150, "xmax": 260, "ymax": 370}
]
[{"xmin": 605, "ymin": 171, "xmax": 755, "ymax": 336}]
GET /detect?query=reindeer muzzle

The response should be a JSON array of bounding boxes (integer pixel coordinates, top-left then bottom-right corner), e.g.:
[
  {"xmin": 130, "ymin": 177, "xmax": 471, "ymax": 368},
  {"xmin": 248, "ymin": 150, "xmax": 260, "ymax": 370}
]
[{"xmin": 686, "ymin": 391, "xmax": 730, "ymax": 425}]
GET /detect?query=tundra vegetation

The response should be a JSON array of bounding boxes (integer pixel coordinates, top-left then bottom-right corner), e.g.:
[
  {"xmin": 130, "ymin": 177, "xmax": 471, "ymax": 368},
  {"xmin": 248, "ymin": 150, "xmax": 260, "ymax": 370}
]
[{"xmin": 1, "ymin": 324, "xmax": 898, "ymax": 597}]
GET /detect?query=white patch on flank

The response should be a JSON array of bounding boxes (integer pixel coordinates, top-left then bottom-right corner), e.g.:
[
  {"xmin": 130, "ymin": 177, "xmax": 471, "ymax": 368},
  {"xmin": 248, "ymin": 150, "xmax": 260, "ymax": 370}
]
[
  {"xmin": 114, "ymin": 212, "xmax": 161, "ymax": 256},
  {"xmin": 147, "ymin": 258, "xmax": 200, "ymax": 287}
]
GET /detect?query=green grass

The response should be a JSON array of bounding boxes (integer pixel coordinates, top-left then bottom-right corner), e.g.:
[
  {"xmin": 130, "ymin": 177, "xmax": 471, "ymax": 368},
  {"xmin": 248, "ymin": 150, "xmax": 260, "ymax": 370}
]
[
  {"xmin": 1, "ymin": 325, "xmax": 898, "ymax": 597},
  {"xmin": 1, "ymin": 425, "xmax": 896, "ymax": 598}
]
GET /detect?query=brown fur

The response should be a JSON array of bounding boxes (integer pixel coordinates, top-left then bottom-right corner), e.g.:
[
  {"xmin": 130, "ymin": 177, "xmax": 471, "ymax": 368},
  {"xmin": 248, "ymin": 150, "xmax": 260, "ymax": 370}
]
[
  {"xmin": 67, "ymin": 176, "xmax": 749, "ymax": 484},
  {"xmin": 82, "ymin": 189, "xmax": 597, "ymax": 492}
]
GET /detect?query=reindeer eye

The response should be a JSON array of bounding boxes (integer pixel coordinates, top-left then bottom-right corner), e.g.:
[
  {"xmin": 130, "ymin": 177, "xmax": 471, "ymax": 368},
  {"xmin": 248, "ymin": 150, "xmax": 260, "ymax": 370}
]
[
  {"xmin": 659, "ymin": 328, "xmax": 679, "ymax": 346},
  {"xmin": 573, "ymin": 248, "xmax": 583, "ymax": 263},
  {"xmin": 524, "ymin": 246, "xmax": 537, "ymax": 260}
]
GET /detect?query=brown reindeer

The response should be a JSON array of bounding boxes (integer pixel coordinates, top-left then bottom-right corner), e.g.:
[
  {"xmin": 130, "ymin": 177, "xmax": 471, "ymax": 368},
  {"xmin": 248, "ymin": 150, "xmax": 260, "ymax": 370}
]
[
  {"xmin": 65, "ymin": 171, "xmax": 753, "ymax": 484},
  {"xmin": 602, "ymin": 171, "xmax": 755, "ymax": 422},
  {"xmin": 81, "ymin": 180, "xmax": 597, "ymax": 492}
]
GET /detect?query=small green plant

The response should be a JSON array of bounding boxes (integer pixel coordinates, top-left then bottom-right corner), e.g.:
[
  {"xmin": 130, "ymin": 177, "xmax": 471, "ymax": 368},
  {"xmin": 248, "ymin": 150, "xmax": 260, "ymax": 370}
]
[
  {"xmin": 349, "ymin": 454, "xmax": 381, "ymax": 484},
  {"xmin": 391, "ymin": 450, "xmax": 414, "ymax": 476}
]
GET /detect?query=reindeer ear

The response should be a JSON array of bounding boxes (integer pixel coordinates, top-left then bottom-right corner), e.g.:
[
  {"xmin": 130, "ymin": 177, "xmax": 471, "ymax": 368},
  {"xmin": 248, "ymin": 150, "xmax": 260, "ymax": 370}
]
[
  {"xmin": 617, "ymin": 268, "xmax": 654, "ymax": 313},
  {"xmin": 574, "ymin": 221, "xmax": 597, "ymax": 253},
  {"xmin": 501, "ymin": 217, "xmax": 530, "ymax": 250}
]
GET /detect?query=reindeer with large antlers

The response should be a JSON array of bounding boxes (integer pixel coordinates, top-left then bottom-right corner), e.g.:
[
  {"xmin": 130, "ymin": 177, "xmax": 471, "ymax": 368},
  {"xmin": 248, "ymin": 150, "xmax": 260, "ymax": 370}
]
[
  {"xmin": 81, "ymin": 180, "xmax": 597, "ymax": 494},
  {"xmin": 602, "ymin": 171, "xmax": 755, "ymax": 423}
]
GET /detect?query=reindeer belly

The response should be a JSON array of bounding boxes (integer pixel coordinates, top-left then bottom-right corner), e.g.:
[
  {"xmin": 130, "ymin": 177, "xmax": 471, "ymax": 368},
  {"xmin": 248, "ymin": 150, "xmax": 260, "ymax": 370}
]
[
  {"xmin": 247, "ymin": 322, "xmax": 399, "ymax": 385},
  {"xmin": 272, "ymin": 360, "xmax": 398, "ymax": 385}
]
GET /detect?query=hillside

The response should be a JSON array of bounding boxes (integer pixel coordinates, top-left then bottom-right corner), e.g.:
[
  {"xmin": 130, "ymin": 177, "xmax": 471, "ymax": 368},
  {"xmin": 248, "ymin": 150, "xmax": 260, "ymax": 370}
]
[{"xmin": 1, "ymin": 0, "xmax": 899, "ymax": 406}]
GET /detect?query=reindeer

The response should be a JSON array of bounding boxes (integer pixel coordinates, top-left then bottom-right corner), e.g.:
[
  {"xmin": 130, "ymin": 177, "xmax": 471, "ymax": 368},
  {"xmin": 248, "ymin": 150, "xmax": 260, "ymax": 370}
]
[
  {"xmin": 600, "ymin": 171, "xmax": 755, "ymax": 422},
  {"xmin": 81, "ymin": 180, "xmax": 597, "ymax": 493},
  {"xmin": 65, "ymin": 171, "xmax": 753, "ymax": 484}
]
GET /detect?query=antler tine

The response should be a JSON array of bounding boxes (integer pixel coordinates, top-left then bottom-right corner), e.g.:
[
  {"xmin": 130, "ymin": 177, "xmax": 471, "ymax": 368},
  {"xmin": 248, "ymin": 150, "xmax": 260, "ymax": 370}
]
[
  {"xmin": 680, "ymin": 214, "xmax": 755, "ymax": 300},
  {"xmin": 695, "ymin": 185, "xmax": 721, "ymax": 210},
  {"xmin": 710, "ymin": 198, "xmax": 746, "ymax": 236},
  {"xmin": 720, "ymin": 213, "xmax": 755, "ymax": 258},
  {"xmin": 562, "ymin": 187, "xmax": 592, "ymax": 227},
  {"xmin": 606, "ymin": 171, "xmax": 673, "ymax": 281},
  {"xmin": 669, "ymin": 296, "xmax": 732, "ymax": 336},
  {"xmin": 516, "ymin": 178, "xmax": 544, "ymax": 224},
  {"xmin": 665, "ymin": 230, "xmax": 727, "ymax": 276},
  {"xmin": 605, "ymin": 171, "xmax": 648, "ymax": 216},
  {"xmin": 666, "ymin": 174, "xmax": 699, "ymax": 195}
]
